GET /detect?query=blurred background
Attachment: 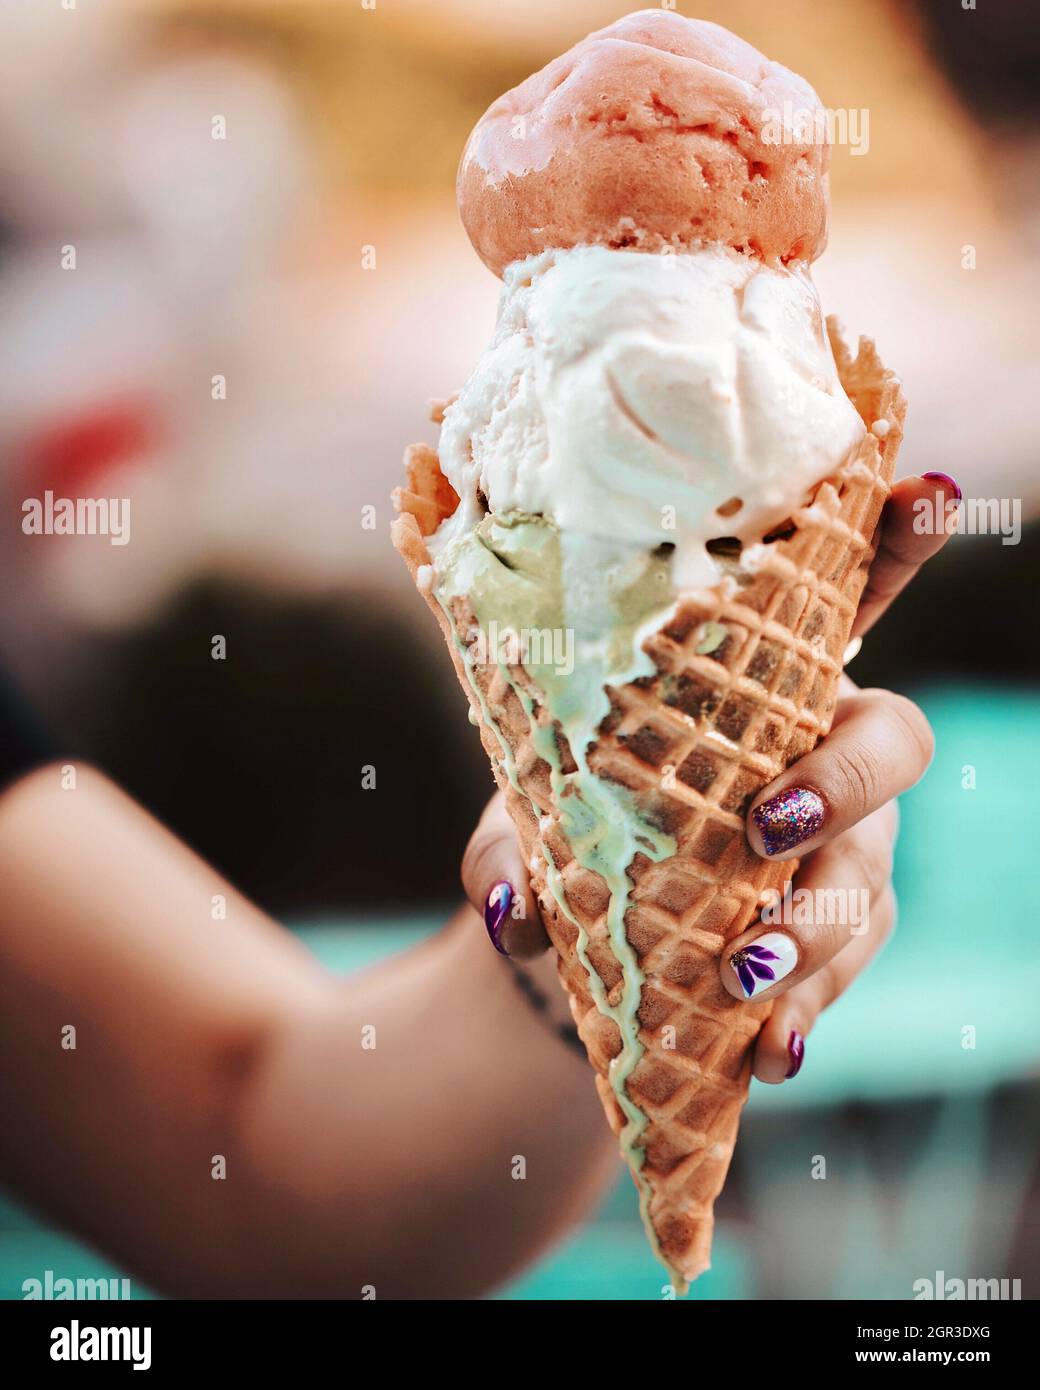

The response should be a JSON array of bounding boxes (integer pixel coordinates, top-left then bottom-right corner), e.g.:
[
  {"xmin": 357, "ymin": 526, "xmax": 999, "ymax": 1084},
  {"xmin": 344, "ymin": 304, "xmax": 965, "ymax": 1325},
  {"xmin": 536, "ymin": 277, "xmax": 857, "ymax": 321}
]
[{"xmin": 0, "ymin": 0, "xmax": 1037, "ymax": 1299}]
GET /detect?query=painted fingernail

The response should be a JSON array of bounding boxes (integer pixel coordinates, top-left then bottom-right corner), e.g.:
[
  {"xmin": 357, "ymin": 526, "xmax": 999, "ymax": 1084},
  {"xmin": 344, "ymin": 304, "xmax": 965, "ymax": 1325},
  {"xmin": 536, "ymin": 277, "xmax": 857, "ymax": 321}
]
[
  {"xmin": 752, "ymin": 787, "xmax": 825, "ymax": 856},
  {"xmin": 484, "ymin": 880, "xmax": 514, "ymax": 955},
  {"xmin": 921, "ymin": 471, "xmax": 963, "ymax": 503},
  {"xmin": 785, "ymin": 1029, "xmax": 805, "ymax": 1079},
  {"xmin": 730, "ymin": 933, "xmax": 798, "ymax": 999}
]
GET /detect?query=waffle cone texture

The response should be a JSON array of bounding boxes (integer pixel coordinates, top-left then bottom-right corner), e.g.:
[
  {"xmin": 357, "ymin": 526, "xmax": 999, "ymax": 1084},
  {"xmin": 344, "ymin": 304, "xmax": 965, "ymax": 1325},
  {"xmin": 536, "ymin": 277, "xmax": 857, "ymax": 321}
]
[{"xmin": 392, "ymin": 322, "xmax": 906, "ymax": 1287}]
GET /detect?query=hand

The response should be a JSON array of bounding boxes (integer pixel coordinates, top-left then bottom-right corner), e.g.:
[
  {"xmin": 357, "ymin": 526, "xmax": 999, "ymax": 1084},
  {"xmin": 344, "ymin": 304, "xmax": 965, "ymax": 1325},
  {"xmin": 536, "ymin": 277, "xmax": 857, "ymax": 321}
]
[{"xmin": 461, "ymin": 472, "xmax": 960, "ymax": 1079}]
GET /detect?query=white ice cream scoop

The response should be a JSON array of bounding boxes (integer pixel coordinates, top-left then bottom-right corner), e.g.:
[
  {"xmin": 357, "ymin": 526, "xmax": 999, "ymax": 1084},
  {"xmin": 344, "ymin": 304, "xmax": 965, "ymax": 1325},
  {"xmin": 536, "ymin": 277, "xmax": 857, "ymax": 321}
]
[{"xmin": 433, "ymin": 244, "xmax": 864, "ymax": 588}]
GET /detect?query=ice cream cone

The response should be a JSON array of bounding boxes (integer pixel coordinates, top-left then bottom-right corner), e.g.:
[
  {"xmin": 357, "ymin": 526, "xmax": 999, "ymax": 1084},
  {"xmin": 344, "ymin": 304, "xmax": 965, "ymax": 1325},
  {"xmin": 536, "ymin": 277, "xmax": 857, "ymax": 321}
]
[{"xmin": 392, "ymin": 322, "xmax": 905, "ymax": 1289}]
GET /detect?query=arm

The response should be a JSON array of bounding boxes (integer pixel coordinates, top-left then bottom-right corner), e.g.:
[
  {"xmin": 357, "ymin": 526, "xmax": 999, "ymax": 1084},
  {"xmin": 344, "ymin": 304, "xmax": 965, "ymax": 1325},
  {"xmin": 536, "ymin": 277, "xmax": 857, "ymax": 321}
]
[{"xmin": 0, "ymin": 765, "xmax": 615, "ymax": 1299}]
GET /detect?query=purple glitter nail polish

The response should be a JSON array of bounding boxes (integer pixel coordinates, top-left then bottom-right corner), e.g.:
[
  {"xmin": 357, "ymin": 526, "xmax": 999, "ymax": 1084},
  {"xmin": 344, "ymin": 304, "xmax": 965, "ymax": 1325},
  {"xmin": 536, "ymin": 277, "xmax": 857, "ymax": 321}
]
[
  {"xmin": 484, "ymin": 880, "xmax": 514, "ymax": 955},
  {"xmin": 752, "ymin": 787, "xmax": 825, "ymax": 856},
  {"xmin": 785, "ymin": 1030, "xmax": 805, "ymax": 1079},
  {"xmin": 921, "ymin": 471, "xmax": 963, "ymax": 503}
]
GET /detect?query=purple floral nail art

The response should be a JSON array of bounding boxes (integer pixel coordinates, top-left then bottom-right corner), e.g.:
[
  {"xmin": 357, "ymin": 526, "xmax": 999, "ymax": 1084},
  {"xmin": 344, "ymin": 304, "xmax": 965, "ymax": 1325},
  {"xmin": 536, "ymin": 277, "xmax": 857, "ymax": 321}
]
[
  {"xmin": 484, "ymin": 880, "xmax": 514, "ymax": 955},
  {"xmin": 729, "ymin": 932, "xmax": 798, "ymax": 999},
  {"xmin": 730, "ymin": 943, "xmax": 780, "ymax": 997}
]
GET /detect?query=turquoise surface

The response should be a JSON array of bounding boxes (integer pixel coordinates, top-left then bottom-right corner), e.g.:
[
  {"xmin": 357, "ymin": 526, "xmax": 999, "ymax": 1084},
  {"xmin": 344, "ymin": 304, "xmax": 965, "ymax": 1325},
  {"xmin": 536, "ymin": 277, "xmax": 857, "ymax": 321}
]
[
  {"xmin": 752, "ymin": 682, "xmax": 1038, "ymax": 1108},
  {"xmin": 1, "ymin": 683, "xmax": 1032, "ymax": 1301}
]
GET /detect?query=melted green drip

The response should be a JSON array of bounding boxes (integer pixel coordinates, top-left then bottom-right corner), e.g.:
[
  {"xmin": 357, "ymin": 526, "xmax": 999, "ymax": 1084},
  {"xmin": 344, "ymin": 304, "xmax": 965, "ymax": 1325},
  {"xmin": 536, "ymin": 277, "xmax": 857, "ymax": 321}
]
[{"xmin": 434, "ymin": 513, "xmax": 692, "ymax": 1290}]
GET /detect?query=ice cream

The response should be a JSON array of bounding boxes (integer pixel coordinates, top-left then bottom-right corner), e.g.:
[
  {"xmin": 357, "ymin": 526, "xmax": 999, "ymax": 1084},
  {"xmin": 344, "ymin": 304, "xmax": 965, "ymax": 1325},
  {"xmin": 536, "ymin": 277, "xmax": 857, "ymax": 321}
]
[
  {"xmin": 432, "ymin": 242, "xmax": 865, "ymax": 589},
  {"xmin": 394, "ymin": 9, "xmax": 899, "ymax": 1291},
  {"xmin": 435, "ymin": 507, "xmax": 681, "ymax": 1255},
  {"xmin": 458, "ymin": 10, "xmax": 829, "ymax": 277}
]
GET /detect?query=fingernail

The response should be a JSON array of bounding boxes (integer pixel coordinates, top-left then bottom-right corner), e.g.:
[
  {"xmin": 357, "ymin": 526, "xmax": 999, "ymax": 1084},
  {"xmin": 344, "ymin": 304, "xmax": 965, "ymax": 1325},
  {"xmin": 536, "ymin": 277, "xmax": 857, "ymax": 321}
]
[
  {"xmin": 484, "ymin": 880, "xmax": 514, "ymax": 955},
  {"xmin": 785, "ymin": 1029, "xmax": 805, "ymax": 1079},
  {"xmin": 921, "ymin": 471, "xmax": 962, "ymax": 503},
  {"xmin": 752, "ymin": 787, "xmax": 825, "ymax": 856},
  {"xmin": 730, "ymin": 932, "xmax": 798, "ymax": 999}
]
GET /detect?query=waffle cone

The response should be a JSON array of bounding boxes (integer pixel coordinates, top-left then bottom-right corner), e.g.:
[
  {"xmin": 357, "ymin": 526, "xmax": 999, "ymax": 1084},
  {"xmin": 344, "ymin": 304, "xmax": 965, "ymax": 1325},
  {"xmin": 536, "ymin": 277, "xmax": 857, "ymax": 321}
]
[{"xmin": 392, "ymin": 322, "xmax": 906, "ymax": 1288}]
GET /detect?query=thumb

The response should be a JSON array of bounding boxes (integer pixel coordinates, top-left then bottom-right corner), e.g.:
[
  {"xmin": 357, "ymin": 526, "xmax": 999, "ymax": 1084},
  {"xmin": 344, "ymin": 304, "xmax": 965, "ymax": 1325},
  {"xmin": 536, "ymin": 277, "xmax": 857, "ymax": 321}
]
[{"xmin": 461, "ymin": 792, "xmax": 548, "ymax": 959}]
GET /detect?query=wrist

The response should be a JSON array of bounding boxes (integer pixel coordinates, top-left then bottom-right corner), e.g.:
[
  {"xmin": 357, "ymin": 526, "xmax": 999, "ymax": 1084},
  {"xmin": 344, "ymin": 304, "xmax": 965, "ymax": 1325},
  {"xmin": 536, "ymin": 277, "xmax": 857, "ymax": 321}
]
[
  {"xmin": 444, "ymin": 907, "xmax": 584, "ymax": 1059},
  {"xmin": 504, "ymin": 952, "xmax": 585, "ymax": 1059}
]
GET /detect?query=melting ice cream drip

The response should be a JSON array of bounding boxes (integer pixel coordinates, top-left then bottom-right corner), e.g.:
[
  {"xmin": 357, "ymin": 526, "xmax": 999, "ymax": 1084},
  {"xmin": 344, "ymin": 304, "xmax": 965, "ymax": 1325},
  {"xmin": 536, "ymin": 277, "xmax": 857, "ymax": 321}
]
[{"xmin": 432, "ymin": 515, "xmax": 691, "ymax": 1287}]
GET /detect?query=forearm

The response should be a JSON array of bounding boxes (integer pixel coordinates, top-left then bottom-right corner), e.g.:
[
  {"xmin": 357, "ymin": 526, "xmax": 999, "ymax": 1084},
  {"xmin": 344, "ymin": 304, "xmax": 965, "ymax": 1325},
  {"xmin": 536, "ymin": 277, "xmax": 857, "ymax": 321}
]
[
  {"xmin": 0, "ymin": 765, "xmax": 615, "ymax": 1298},
  {"xmin": 229, "ymin": 911, "xmax": 617, "ymax": 1298},
  {"xmin": 0, "ymin": 764, "xmax": 331, "ymax": 1292}
]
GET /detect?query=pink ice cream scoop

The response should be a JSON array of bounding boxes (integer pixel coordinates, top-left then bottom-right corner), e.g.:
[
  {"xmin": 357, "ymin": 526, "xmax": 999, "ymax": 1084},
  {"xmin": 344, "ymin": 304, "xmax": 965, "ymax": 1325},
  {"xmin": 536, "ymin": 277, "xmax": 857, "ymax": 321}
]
[{"xmin": 458, "ymin": 9, "xmax": 830, "ymax": 278}]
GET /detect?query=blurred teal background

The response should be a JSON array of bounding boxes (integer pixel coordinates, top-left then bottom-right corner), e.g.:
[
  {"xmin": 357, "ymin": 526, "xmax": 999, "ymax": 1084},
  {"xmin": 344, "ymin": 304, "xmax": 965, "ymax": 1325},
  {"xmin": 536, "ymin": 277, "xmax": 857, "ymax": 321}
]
[{"xmin": 3, "ymin": 682, "xmax": 1036, "ymax": 1301}]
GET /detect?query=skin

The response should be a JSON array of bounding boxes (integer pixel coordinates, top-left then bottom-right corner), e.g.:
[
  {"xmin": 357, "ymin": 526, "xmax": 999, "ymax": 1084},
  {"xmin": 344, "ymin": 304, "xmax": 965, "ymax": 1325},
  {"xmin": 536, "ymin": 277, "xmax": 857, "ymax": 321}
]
[
  {"xmin": 462, "ymin": 473, "xmax": 959, "ymax": 1085},
  {"xmin": 0, "ymin": 474, "xmax": 956, "ymax": 1295},
  {"xmin": 0, "ymin": 770, "xmax": 615, "ymax": 1299}
]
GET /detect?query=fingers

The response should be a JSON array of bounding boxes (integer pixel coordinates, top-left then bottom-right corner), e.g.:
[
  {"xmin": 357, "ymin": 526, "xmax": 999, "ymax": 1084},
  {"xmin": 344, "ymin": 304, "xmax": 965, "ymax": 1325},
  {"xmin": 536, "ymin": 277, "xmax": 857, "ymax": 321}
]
[
  {"xmin": 461, "ymin": 792, "xmax": 548, "ymax": 959},
  {"xmin": 750, "ymin": 884, "xmax": 896, "ymax": 1083},
  {"xmin": 746, "ymin": 683, "xmax": 933, "ymax": 861},
  {"xmin": 852, "ymin": 473, "xmax": 961, "ymax": 639},
  {"xmin": 722, "ymin": 801, "xmax": 896, "ymax": 1005}
]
